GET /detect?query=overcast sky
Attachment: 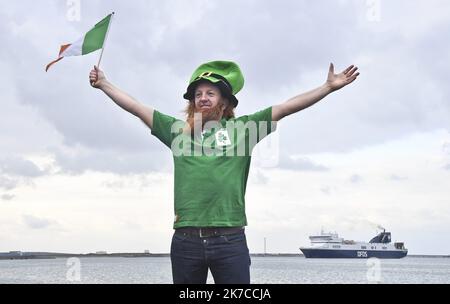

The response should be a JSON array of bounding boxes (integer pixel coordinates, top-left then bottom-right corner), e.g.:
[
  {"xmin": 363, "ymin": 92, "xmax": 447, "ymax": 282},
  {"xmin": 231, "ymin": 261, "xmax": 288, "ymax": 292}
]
[{"xmin": 0, "ymin": 0, "xmax": 449, "ymax": 255}]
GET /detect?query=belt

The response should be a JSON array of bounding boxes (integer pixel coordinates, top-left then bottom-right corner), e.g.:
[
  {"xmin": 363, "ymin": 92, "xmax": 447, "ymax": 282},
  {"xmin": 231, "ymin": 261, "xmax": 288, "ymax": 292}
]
[{"xmin": 175, "ymin": 226, "xmax": 244, "ymax": 238}]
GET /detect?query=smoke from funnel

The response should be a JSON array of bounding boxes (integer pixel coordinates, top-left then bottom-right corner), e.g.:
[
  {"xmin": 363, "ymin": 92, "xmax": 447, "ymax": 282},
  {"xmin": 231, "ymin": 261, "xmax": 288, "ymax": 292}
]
[{"xmin": 363, "ymin": 220, "xmax": 385, "ymax": 231}]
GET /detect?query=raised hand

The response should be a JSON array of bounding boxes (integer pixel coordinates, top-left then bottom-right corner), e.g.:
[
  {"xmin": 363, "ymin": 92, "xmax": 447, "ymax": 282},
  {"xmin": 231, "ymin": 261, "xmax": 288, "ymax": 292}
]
[
  {"xmin": 89, "ymin": 65, "xmax": 107, "ymax": 89},
  {"xmin": 326, "ymin": 63, "xmax": 360, "ymax": 91}
]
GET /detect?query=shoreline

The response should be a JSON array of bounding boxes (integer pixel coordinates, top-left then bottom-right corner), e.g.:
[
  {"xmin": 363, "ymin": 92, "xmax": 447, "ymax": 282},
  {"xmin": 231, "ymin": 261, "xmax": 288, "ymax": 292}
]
[{"xmin": 0, "ymin": 252, "xmax": 448, "ymax": 260}]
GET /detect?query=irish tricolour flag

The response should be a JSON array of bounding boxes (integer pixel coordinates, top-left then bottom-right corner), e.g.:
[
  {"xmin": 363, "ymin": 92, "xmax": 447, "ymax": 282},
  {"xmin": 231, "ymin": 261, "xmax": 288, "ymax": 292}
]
[{"xmin": 46, "ymin": 13, "xmax": 114, "ymax": 72}]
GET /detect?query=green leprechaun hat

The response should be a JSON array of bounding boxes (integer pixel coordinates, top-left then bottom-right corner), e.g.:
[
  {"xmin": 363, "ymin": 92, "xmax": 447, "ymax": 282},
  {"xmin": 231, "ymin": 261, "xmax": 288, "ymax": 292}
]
[{"xmin": 183, "ymin": 60, "xmax": 244, "ymax": 107}]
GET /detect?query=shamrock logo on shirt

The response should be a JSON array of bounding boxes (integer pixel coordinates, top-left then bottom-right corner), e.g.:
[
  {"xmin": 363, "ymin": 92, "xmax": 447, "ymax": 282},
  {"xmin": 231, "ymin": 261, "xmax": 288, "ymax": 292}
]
[
  {"xmin": 215, "ymin": 129, "xmax": 231, "ymax": 146},
  {"xmin": 218, "ymin": 133, "xmax": 228, "ymax": 143}
]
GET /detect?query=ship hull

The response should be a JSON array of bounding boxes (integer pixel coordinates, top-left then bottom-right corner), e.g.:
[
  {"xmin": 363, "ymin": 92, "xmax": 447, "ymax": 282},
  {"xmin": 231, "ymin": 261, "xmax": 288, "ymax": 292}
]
[{"xmin": 300, "ymin": 248, "xmax": 407, "ymax": 259}]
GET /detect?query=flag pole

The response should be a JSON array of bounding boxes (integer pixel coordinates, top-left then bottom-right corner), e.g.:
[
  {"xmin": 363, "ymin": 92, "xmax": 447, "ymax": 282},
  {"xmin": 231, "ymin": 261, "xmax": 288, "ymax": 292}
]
[{"xmin": 96, "ymin": 12, "xmax": 115, "ymax": 69}]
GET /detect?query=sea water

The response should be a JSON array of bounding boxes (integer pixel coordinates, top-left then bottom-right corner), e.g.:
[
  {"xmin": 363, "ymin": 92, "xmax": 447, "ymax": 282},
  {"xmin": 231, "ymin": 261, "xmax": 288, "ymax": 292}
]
[{"xmin": 0, "ymin": 256, "xmax": 448, "ymax": 284}]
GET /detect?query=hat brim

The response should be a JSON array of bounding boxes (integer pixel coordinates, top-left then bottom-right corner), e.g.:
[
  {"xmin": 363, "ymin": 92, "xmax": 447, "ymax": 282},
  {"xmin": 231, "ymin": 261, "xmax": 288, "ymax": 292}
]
[{"xmin": 183, "ymin": 78, "xmax": 238, "ymax": 107}]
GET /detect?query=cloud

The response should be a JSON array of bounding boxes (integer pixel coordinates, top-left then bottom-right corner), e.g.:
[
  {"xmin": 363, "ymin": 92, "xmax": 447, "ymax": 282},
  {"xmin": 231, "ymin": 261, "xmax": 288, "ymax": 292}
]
[
  {"xmin": 389, "ymin": 174, "xmax": 408, "ymax": 181},
  {"xmin": 0, "ymin": 156, "xmax": 46, "ymax": 177},
  {"xmin": 251, "ymin": 169, "xmax": 269, "ymax": 185},
  {"xmin": 1, "ymin": 194, "xmax": 15, "ymax": 201},
  {"xmin": 0, "ymin": 1, "xmax": 449, "ymax": 255},
  {"xmin": 22, "ymin": 214, "xmax": 59, "ymax": 230},
  {"xmin": 2, "ymin": 0, "xmax": 450, "ymax": 174},
  {"xmin": 441, "ymin": 140, "xmax": 450, "ymax": 171},
  {"xmin": 320, "ymin": 186, "xmax": 331, "ymax": 195},
  {"xmin": 100, "ymin": 174, "xmax": 166, "ymax": 190},
  {"xmin": 442, "ymin": 141, "xmax": 450, "ymax": 155},
  {"xmin": 121, "ymin": 220, "xmax": 143, "ymax": 231},
  {"xmin": 0, "ymin": 156, "xmax": 47, "ymax": 193},
  {"xmin": 0, "ymin": 177, "xmax": 19, "ymax": 191},
  {"xmin": 276, "ymin": 153, "xmax": 329, "ymax": 171},
  {"xmin": 102, "ymin": 179, "xmax": 126, "ymax": 189},
  {"xmin": 349, "ymin": 174, "xmax": 363, "ymax": 184},
  {"xmin": 50, "ymin": 145, "xmax": 173, "ymax": 175}
]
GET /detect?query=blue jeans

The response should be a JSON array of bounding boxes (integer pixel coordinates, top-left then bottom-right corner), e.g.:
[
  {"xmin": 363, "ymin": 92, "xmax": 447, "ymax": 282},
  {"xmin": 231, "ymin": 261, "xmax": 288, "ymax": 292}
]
[{"xmin": 170, "ymin": 229, "xmax": 251, "ymax": 284}]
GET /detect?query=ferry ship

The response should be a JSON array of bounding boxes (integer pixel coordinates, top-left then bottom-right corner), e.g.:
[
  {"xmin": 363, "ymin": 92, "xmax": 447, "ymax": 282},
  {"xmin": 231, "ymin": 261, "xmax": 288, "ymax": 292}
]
[{"xmin": 300, "ymin": 229, "xmax": 407, "ymax": 258}]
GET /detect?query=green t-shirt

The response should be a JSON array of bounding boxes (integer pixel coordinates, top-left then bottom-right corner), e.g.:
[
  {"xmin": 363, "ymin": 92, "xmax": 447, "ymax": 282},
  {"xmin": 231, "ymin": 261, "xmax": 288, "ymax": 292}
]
[{"xmin": 151, "ymin": 107, "xmax": 275, "ymax": 228}]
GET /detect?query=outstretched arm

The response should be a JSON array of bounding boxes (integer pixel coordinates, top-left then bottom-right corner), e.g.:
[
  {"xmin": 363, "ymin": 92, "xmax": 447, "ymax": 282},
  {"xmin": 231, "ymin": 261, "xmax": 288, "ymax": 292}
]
[
  {"xmin": 89, "ymin": 66, "xmax": 154, "ymax": 129},
  {"xmin": 272, "ymin": 63, "xmax": 360, "ymax": 121}
]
